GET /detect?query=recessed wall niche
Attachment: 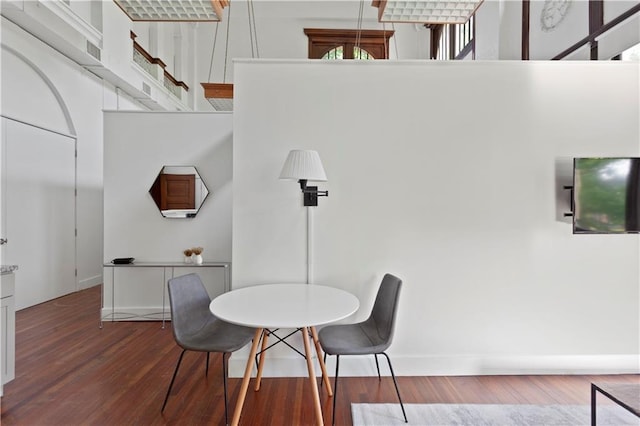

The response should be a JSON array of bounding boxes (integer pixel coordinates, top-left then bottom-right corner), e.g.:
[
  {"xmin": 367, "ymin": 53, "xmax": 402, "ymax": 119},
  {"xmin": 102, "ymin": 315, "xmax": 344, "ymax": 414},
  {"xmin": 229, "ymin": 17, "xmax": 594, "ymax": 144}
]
[{"xmin": 149, "ymin": 166, "xmax": 210, "ymax": 218}]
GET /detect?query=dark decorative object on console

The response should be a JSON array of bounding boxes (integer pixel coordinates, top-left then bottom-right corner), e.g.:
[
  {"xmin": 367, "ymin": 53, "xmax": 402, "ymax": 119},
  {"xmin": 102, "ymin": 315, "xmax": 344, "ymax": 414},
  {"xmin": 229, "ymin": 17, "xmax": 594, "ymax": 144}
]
[{"xmin": 111, "ymin": 257, "xmax": 134, "ymax": 264}]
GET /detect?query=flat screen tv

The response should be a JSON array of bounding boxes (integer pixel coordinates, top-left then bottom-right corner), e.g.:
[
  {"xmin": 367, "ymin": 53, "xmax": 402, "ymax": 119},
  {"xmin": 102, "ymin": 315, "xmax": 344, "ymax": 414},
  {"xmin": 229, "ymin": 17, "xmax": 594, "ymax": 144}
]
[{"xmin": 573, "ymin": 157, "xmax": 640, "ymax": 234}]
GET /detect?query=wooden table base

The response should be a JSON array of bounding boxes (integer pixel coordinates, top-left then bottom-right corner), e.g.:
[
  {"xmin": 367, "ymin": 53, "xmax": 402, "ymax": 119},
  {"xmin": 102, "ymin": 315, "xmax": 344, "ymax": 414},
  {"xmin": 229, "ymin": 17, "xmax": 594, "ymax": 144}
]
[
  {"xmin": 231, "ymin": 328, "xmax": 263, "ymax": 426},
  {"xmin": 311, "ymin": 326, "xmax": 333, "ymax": 395},
  {"xmin": 232, "ymin": 327, "xmax": 331, "ymax": 425},
  {"xmin": 302, "ymin": 327, "xmax": 324, "ymax": 426}
]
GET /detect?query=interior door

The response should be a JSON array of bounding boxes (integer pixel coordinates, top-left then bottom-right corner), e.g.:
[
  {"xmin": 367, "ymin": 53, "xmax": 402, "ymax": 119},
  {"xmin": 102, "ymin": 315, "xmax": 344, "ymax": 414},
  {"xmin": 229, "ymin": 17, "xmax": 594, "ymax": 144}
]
[{"xmin": 1, "ymin": 118, "xmax": 76, "ymax": 310}]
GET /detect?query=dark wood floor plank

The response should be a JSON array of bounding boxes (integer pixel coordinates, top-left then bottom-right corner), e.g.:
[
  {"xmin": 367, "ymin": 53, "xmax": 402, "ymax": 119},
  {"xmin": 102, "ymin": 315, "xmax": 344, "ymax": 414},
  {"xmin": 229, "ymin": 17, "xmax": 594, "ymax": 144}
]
[{"xmin": 1, "ymin": 285, "xmax": 638, "ymax": 425}]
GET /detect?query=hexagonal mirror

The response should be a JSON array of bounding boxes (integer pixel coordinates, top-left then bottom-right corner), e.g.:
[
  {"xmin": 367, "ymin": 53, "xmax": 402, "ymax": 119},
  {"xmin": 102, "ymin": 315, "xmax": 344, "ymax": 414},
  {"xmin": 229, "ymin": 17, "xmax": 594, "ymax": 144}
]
[{"xmin": 149, "ymin": 166, "xmax": 210, "ymax": 218}]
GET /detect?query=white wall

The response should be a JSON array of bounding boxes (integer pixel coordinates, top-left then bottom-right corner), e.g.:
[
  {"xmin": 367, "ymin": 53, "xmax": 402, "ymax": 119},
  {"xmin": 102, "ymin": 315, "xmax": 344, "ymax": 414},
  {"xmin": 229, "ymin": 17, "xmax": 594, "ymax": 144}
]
[
  {"xmin": 100, "ymin": 1, "xmax": 193, "ymax": 111},
  {"xmin": 527, "ymin": 0, "xmax": 639, "ymax": 60},
  {"xmin": 461, "ymin": 0, "xmax": 639, "ymax": 60},
  {"xmin": 475, "ymin": 0, "xmax": 502, "ymax": 59},
  {"xmin": 1, "ymin": 17, "xmax": 121, "ymax": 307},
  {"xmin": 232, "ymin": 59, "xmax": 640, "ymax": 377},
  {"xmin": 194, "ymin": 0, "xmax": 428, "ymax": 111},
  {"xmin": 475, "ymin": 0, "xmax": 524, "ymax": 59},
  {"xmin": 598, "ymin": 1, "xmax": 640, "ymax": 60},
  {"xmin": 103, "ymin": 111, "xmax": 233, "ymax": 314}
]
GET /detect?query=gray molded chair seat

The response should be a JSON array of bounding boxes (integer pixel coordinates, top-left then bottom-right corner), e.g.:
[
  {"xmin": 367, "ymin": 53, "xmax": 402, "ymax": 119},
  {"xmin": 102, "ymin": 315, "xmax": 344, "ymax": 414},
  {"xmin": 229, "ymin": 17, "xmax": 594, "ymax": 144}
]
[
  {"xmin": 162, "ymin": 273, "xmax": 256, "ymax": 425},
  {"xmin": 319, "ymin": 321, "xmax": 391, "ymax": 355},
  {"xmin": 319, "ymin": 273, "xmax": 407, "ymax": 425}
]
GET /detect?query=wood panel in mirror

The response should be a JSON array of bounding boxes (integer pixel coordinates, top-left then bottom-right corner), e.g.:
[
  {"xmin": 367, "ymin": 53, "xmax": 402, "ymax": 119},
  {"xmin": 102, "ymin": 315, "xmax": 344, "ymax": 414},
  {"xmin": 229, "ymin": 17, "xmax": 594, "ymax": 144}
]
[{"xmin": 149, "ymin": 166, "xmax": 209, "ymax": 218}]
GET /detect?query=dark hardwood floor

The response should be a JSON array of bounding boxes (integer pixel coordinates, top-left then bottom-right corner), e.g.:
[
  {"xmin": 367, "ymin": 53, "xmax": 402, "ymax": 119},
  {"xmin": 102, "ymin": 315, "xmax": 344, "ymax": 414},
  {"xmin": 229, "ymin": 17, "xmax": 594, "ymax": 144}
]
[{"xmin": 1, "ymin": 285, "xmax": 637, "ymax": 425}]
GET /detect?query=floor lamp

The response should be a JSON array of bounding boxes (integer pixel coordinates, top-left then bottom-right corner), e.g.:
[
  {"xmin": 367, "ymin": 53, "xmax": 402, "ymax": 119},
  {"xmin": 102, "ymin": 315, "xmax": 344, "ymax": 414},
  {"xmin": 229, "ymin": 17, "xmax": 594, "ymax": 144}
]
[{"xmin": 279, "ymin": 150, "xmax": 328, "ymax": 284}]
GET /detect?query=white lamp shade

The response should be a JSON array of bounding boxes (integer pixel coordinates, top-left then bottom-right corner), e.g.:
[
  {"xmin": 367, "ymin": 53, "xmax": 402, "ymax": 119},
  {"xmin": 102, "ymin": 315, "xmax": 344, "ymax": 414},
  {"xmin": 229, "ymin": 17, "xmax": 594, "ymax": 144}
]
[{"xmin": 279, "ymin": 150, "xmax": 327, "ymax": 182}]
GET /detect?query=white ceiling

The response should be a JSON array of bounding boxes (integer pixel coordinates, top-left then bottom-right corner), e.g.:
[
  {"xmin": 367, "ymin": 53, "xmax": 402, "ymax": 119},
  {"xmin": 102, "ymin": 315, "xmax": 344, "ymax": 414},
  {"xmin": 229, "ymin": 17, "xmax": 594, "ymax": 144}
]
[
  {"xmin": 112, "ymin": 1, "xmax": 481, "ymax": 25},
  {"xmin": 113, "ymin": 0, "xmax": 225, "ymax": 21},
  {"xmin": 375, "ymin": 0, "xmax": 483, "ymax": 24}
]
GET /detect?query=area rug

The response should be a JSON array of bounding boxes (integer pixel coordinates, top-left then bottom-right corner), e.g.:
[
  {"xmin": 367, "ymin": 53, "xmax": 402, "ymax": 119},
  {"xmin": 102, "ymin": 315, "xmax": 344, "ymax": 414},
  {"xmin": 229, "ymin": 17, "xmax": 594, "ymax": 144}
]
[{"xmin": 351, "ymin": 403, "xmax": 640, "ymax": 425}]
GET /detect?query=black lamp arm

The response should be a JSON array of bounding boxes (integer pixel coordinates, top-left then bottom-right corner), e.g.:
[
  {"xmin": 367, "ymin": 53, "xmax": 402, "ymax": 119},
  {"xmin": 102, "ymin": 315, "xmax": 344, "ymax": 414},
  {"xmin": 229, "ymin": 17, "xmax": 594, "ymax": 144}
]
[
  {"xmin": 298, "ymin": 179, "xmax": 328, "ymax": 197},
  {"xmin": 305, "ymin": 189, "xmax": 328, "ymax": 197}
]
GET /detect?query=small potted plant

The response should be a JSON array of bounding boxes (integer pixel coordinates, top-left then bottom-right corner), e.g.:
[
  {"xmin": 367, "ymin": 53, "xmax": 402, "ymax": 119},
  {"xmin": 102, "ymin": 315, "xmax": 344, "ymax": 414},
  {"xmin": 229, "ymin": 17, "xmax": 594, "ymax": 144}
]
[
  {"xmin": 192, "ymin": 247, "xmax": 204, "ymax": 264},
  {"xmin": 183, "ymin": 248, "xmax": 193, "ymax": 264}
]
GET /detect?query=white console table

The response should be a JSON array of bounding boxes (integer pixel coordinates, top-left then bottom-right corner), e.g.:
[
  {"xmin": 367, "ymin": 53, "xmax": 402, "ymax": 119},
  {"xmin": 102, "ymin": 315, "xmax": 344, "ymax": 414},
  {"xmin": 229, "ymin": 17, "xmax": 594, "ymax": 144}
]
[{"xmin": 101, "ymin": 261, "xmax": 230, "ymax": 328}]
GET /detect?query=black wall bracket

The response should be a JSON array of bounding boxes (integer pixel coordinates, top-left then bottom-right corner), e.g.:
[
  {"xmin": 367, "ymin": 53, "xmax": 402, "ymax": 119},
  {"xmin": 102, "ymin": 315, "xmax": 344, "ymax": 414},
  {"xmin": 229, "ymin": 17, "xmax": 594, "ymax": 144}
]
[
  {"xmin": 303, "ymin": 186, "xmax": 329, "ymax": 207},
  {"xmin": 298, "ymin": 179, "xmax": 328, "ymax": 207},
  {"xmin": 563, "ymin": 185, "xmax": 574, "ymax": 217},
  {"xmin": 304, "ymin": 186, "xmax": 318, "ymax": 206}
]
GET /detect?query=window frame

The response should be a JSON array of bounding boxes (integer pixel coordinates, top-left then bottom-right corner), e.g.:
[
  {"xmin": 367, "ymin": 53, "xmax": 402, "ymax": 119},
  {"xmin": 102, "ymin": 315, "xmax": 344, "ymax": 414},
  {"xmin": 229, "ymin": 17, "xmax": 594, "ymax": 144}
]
[
  {"xmin": 430, "ymin": 15, "xmax": 475, "ymax": 60},
  {"xmin": 304, "ymin": 28, "xmax": 394, "ymax": 59}
]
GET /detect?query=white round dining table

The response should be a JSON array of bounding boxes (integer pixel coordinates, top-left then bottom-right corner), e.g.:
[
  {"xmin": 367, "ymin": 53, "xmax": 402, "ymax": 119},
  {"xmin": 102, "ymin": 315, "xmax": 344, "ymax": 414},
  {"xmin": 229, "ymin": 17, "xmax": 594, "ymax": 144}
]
[{"xmin": 210, "ymin": 283, "xmax": 359, "ymax": 426}]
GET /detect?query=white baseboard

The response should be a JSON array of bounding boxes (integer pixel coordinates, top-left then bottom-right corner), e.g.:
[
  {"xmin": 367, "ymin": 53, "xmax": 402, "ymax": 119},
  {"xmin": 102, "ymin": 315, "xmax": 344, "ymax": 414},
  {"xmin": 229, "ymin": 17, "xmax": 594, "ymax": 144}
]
[
  {"xmin": 388, "ymin": 354, "xmax": 640, "ymax": 376},
  {"xmin": 227, "ymin": 353, "xmax": 640, "ymax": 378},
  {"xmin": 226, "ymin": 329, "xmax": 640, "ymax": 377},
  {"xmin": 79, "ymin": 275, "xmax": 102, "ymax": 290}
]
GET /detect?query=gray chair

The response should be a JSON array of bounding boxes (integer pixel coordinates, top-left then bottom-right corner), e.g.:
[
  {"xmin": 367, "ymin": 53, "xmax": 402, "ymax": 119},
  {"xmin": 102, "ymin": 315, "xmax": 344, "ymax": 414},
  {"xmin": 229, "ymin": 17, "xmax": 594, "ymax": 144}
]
[
  {"xmin": 162, "ymin": 273, "xmax": 256, "ymax": 425},
  {"xmin": 319, "ymin": 273, "xmax": 407, "ymax": 425}
]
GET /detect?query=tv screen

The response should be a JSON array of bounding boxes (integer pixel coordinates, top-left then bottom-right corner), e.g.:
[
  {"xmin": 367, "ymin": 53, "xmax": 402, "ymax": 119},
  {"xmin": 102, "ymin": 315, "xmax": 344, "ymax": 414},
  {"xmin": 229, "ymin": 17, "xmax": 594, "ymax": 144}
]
[{"xmin": 573, "ymin": 158, "xmax": 640, "ymax": 234}]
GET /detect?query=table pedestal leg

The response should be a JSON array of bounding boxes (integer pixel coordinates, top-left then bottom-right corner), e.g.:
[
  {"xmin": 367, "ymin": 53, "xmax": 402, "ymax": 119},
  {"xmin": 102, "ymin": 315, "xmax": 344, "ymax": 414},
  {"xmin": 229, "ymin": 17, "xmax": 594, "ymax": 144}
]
[
  {"xmin": 254, "ymin": 330, "xmax": 269, "ymax": 391},
  {"xmin": 302, "ymin": 326, "xmax": 324, "ymax": 426},
  {"xmin": 231, "ymin": 328, "xmax": 263, "ymax": 426},
  {"xmin": 310, "ymin": 326, "xmax": 332, "ymax": 396}
]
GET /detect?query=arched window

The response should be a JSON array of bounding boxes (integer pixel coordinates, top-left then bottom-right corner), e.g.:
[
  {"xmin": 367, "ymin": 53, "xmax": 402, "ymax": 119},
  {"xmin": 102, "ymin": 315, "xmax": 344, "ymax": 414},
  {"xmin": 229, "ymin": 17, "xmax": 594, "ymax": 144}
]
[
  {"xmin": 322, "ymin": 45, "xmax": 374, "ymax": 60},
  {"xmin": 304, "ymin": 28, "xmax": 394, "ymax": 59}
]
